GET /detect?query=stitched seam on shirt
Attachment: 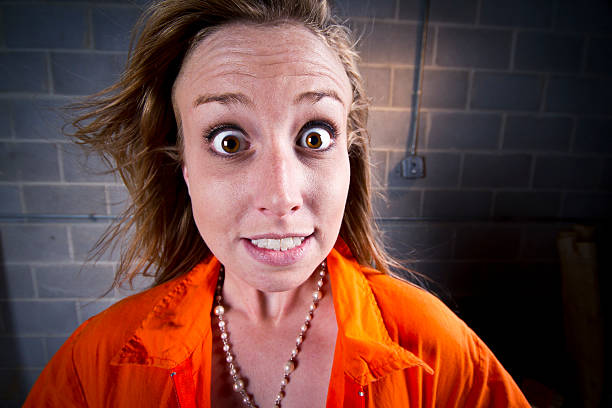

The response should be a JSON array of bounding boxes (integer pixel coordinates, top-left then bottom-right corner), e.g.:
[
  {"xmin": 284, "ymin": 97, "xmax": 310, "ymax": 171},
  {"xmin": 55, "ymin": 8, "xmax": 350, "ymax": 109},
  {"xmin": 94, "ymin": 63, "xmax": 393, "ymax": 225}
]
[{"xmin": 71, "ymin": 326, "xmax": 90, "ymax": 407}]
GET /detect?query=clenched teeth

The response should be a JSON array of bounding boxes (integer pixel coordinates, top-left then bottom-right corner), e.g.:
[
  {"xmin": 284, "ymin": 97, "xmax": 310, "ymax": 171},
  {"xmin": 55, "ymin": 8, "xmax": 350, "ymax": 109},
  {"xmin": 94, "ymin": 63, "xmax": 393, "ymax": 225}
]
[{"xmin": 250, "ymin": 237, "xmax": 305, "ymax": 251}]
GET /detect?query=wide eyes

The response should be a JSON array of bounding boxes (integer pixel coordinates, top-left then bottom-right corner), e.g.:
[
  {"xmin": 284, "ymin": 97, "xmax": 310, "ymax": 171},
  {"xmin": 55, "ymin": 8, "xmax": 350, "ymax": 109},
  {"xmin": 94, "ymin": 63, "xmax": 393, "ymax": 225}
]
[
  {"xmin": 207, "ymin": 122, "xmax": 334, "ymax": 156},
  {"xmin": 297, "ymin": 124, "xmax": 333, "ymax": 150},
  {"xmin": 210, "ymin": 129, "xmax": 249, "ymax": 155}
]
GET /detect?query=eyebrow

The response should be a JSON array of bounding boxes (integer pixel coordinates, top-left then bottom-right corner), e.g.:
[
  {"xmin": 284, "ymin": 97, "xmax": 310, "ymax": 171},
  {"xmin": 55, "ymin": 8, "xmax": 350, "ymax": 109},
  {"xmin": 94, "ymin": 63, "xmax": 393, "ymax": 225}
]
[
  {"xmin": 294, "ymin": 90, "xmax": 345, "ymax": 108},
  {"xmin": 193, "ymin": 89, "xmax": 345, "ymax": 108},
  {"xmin": 193, "ymin": 92, "xmax": 253, "ymax": 107}
]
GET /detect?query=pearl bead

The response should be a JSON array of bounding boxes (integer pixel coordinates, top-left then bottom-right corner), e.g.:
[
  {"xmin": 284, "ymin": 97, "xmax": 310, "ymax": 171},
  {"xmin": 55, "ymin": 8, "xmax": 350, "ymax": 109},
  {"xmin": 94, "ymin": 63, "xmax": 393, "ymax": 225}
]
[
  {"xmin": 223, "ymin": 344, "xmax": 230, "ymax": 352},
  {"xmin": 313, "ymin": 290, "xmax": 322, "ymax": 301},
  {"xmin": 317, "ymin": 279, "xmax": 324, "ymax": 288},
  {"xmin": 220, "ymin": 332, "xmax": 228, "ymax": 340},
  {"xmin": 305, "ymin": 313, "xmax": 312, "ymax": 322},
  {"xmin": 276, "ymin": 390, "xmax": 285, "ymax": 400},
  {"xmin": 296, "ymin": 335, "xmax": 303, "ymax": 346},
  {"xmin": 214, "ymin": 305, "xmax": 225, "ymax": 316},
  {"xmin": 233, "ymin": 379, "xmax": 245, "ymax": 391},
  {"xmin": 218, "ymin": 320, "xmax": 226, "ymax": 328},
  {"xmin": 284, "ymin": 360, "xmax": 295, "ymax": 374},
  {"xmin": 281, "ymin": 378, "xmax": 288, "ymax": 386},
  {"xmin": 230, "ymin": 367, "xmax": 237, "ymax": 376},
  {"xmin": 291, "ymin": 348, "xmax": 298, "ymax": 358},
  {"xmin": 226, "ymin": 354, "xmax": 233, "ymax": 363},
  {"xmin": 243, "ymin": 396, "xmax": 250, "ymax": 404},
  {"xmin": 300, "ymin": 324, "xmax": 308, "ymax": 333},
  {"xmin": 309, "ymin": 303, "xmax": 316, "ymax": 311}
]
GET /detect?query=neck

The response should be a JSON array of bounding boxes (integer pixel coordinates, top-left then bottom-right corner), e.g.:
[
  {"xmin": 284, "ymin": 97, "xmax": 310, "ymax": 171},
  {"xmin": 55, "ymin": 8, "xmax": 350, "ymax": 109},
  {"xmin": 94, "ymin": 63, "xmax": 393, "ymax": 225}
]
[{"xmin": 219, "ymin": 267, "xmax": 320, "ymax": 325}]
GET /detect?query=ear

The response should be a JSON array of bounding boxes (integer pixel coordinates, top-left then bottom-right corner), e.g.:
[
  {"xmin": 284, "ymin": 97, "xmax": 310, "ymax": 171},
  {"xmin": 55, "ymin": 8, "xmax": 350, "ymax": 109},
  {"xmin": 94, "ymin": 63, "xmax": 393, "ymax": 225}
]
[{"xmin": 182, "ymin": 163, "xmax": 191, "ymax": 194}]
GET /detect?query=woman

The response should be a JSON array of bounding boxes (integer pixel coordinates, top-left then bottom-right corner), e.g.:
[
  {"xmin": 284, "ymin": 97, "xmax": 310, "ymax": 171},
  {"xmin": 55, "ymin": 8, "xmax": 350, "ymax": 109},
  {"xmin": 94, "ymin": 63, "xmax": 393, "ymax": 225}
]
[{"xmin": 25, "ymin": 0, "xmax": 530, "ymax": 407}]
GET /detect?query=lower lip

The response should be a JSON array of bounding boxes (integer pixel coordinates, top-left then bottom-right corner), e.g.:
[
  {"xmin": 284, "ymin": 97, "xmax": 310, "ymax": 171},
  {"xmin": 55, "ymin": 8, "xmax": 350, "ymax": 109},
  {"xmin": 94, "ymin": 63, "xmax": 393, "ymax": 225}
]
[{"xmin": 243, "ymin": 236, "xmax": 311, "ymax": 266}]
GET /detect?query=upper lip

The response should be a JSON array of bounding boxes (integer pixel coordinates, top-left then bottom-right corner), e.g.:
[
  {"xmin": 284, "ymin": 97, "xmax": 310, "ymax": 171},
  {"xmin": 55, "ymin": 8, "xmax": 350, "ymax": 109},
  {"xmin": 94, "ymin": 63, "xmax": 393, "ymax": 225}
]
[{"xmin": 246, "ymin": 232, "xmax": 312, "ymax": 240}]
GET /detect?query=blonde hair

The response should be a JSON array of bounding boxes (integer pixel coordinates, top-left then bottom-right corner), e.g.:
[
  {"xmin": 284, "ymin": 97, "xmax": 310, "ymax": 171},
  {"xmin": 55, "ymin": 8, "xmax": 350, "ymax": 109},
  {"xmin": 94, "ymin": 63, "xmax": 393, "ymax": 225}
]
[{"xmin": 72, "ymin": 0, "xmax": 401, "ymax": 287}]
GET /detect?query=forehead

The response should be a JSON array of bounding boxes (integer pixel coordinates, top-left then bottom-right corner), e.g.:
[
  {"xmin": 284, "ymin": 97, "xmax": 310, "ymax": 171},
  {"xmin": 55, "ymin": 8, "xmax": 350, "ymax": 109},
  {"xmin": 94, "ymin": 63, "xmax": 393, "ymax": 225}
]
[{"xmin": 174, "ymin": 22, "xmax": 352, "ymax": 107}]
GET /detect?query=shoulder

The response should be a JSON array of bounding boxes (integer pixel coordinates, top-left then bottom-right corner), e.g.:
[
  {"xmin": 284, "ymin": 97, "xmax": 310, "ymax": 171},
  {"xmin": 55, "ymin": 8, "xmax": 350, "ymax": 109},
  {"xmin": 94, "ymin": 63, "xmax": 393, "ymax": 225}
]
[
  {"xmin": 70, "ymin": 277, "xmax": 179, "ymax": 360},
  {"xmin": 361, "ymin": 266, "xmax": 482, "ymax": 362}
]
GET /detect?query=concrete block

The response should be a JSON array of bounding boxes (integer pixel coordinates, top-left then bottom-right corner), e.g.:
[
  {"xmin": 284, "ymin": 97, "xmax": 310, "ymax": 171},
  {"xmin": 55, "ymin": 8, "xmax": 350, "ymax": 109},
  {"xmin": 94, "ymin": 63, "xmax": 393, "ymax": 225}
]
[
  {"xmin": 45, "ymin": 336, "xmax": 69, "ymax": 361},
  {"xmin": 381, "ymin": 223, "xmax": 454, "ymax": 261},
  {"xmin": 494, "ymin": 191, "xmax": 561, "ymax": 218},
  {"xmin": 428, "ymin": 112, "xmax": 501, "ymax": 150},
  {"xmin": 521, "ymin": 225, "xmax": 562, "ymax": 259},
  {"xmin": 368, "ymin": 109, "xmax": 427, "ymax": 150},
  {"xmin": 60, "ymin": 143, "xmax": 116, "ymax": 182},
  {"xmin": 78, "ymin": 299, "xmax": 116, "ymax": 323},
  {"xmin": 399, "ymin": 0, "xmax": 478, "ymax": 23},
  {"xmin": 455, "ymin": 225, "xmax": 522, "ymax": 259},
  {"xmin": 93, "ymin": 6, "xmax": 141, "ymax": 51},
  {"xmin": 34, "ymin": 264, "xmax": 114, "ymax": 298},
  {"xmin": 0, "ymin": 265, "xmax": 34, "ymax": 299},
  {"xmin": 394, "ymin": 68, "xmax": 469, "ymax": 109},
  {"xmin": 0, "ymin": 367, "xmax": 42, "ymax": 405},
  {"xmin": 70, "ymin": 223, "xmax": 118, "ymax": 262},
  {"xmin": 422, "ymin": 190, "xmax": 492, "ymax": 217},
  {"xmin": 533, "ymin": 156, "xmax": 602, "ymax": 189},
  {"xmin": 372, "ymin": 189, "xmax": 421, "ymax": 218},
  {"xmin": 51, "ymin": 52, "xmax": 126, "ymax": 95},
  {"xmin": 370, "ymin": 150, "xmax": 387, "ymax": 188},
  {"xmin": 555, "ymin": 0, "xmax": 612, "ymax": 34},
  {"xmin": 334, "ymin": 0, "xmax": 396, "ymax": 18},
  {"xmin": 0, "ymin": 225, "xmax": 70, "ymax": 263},
  {"xmin": 471, "ymin": 72, "xmax": 543, "ymax": 111},
  {"xmin": 354, "ymin": 21, "xmax": 434, "ymax": 65},
  {"xmin": 0, "ymin": 142, "xmax": 60, "ymax": 182},
  {"xmin": 360, "ymin": 66, "xmax": 390, "ymax": 106},
  {"xmin": 108, "ymin": 184, "xmax": 130, "ymax": 216},
  {"xmin": 479, "ymin": 0, "xmax": 553, "ymax": 28},
  {"xmin": 0, "ymin": 100, "xmax": 11, "ymax": 138},
  {"xmin": 12, "ymin": 98, "xmax": 66, "ymax": 141},
  {"xmin": 0, "ymin": 52, "xmax": 48, "ymax": 93},
  {"xmin": 546, "ymin": 76, "xmax": 612, "ymax": 115},
  {"xmin": 562, "ymin": 193, "xmax": 612, "ymax": 219},
  {"xmin": 0, "ymin": 185, "xmax": 21, "ymax": 213},
  {"xmin": 437, "ymin": 27, "xmax": 512, "ymax": 69},
  {"xmin": 0, "ymin": 337, "xmax": 45, "ymax": 368},
  {"xmin": 1, "ymin": 300, "xmax": 78, "ymax": 335},
  {"xmin": 503, "ymin": 115, "xmax": 572, "ymax": 151},
  {"xmin": 368, "ymin": 110, "xmax": 410, "ymax": 149},
  {"xmin": 23, "ymin": 185, "xmax": 107, "ymax": 215},
  {"xmin": 371, "ymin": 194, "xmax": 410, "ymax": 222},
  {"xmin": 515, "ymin": 32, "xmax": 583, "ymax": 72},
  {"xmin": 462, "ymin": 153, "xmax": 532, "ymax": 188},
  {"xmin": 586, "ymin": 36, "xmax": 612, "ymax": 74},
  {"xmin": 573, "ymin": 118, "xmax": 612, "ymax": 154},
  {"xmin": 3, "ymin": 4, "xmax": 87, "ymax": 49},
  {"xmin": 389, "ymin": 151, "xmax": 461, "ymax": 188}
]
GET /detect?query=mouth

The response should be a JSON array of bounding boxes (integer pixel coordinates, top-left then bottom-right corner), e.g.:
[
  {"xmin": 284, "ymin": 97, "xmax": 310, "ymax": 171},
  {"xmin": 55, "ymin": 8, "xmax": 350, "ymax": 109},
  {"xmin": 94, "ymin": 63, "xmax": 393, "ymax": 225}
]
[
  {"xmin": 242, "ymin": 233, "xmax": 313, "ymax": 266},
  {"xmin": 249, "ymin": 236, "xmax": 306, "ymax": 251}
]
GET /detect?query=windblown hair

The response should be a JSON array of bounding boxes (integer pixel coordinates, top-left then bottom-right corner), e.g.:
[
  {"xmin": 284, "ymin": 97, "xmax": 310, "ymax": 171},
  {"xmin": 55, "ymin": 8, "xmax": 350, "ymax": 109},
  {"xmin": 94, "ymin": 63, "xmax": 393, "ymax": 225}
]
[{"xmin": 72, "ymin": 0, "xmax": 402, "ymax": 288}]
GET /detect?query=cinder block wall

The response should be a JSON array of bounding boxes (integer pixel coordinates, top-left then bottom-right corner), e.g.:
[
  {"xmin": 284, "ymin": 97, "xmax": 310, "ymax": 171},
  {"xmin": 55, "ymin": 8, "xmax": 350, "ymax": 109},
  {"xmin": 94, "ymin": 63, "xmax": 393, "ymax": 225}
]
[{"xmin": 0, "ymin": 0, "xmax": 610, "ymax": 405}]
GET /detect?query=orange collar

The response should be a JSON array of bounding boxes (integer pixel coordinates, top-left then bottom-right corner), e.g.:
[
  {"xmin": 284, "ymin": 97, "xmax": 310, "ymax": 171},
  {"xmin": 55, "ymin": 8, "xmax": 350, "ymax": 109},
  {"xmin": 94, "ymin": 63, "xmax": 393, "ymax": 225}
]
[{"xmin": 111, "ymin": 241, "xmax": 433, "ymax": 384}]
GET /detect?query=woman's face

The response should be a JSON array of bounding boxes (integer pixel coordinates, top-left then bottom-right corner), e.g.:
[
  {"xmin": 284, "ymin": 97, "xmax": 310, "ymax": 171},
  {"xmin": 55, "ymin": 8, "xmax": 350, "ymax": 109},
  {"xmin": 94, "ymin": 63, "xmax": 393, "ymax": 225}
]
[{"xmin": 173, "ymin": 23, "xmax": 352, "ymax": 292}]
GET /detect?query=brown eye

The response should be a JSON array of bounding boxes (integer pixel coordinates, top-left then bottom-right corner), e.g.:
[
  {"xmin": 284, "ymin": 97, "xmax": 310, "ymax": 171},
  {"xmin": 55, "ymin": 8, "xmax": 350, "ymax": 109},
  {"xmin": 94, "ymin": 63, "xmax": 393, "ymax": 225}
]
[
  {"xmin": 305, "ymin": 132, "xmax": 322, "ymax": 148},
  {"xmin": 221, "ymin": 135, "xmax": 240, "ymax": 153},
  {"xmin": 298, "ymin": 125, "xmax": 332, "ymax": 150},
  {"xmin": 211, "ymin": 129, "xmax": 248, "ymax": 155}
]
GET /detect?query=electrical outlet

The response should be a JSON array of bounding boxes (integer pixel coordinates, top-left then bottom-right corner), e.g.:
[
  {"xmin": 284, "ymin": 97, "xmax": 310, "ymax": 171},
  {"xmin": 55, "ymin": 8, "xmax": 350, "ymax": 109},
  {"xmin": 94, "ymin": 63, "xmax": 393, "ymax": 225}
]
[{"xmin": 401, "ymin": 155, "xmax": 425, "ymax": 179}]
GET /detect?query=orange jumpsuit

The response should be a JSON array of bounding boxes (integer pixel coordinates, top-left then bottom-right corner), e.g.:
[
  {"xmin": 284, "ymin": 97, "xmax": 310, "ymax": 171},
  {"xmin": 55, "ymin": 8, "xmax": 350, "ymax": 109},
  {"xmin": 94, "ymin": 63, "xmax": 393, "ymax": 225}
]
[{"xmin": 25, "ymin": 240, "xmax": 530, "ymax": 407}]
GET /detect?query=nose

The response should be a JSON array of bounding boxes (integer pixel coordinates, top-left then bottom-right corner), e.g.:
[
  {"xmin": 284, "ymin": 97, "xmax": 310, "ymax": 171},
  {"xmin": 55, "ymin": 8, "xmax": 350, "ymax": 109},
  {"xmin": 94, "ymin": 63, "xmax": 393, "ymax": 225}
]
[{"xmin": 252, "ymin": 147, "xmax": 303, "ymax": 218}]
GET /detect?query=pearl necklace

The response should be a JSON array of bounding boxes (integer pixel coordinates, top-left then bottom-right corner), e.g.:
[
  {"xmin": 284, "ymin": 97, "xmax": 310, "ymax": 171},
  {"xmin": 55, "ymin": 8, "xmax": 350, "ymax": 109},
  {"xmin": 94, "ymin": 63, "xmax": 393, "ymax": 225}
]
[{"xmin": 213, "ymin": 261, "xmax": 327, "ymax": 408}]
